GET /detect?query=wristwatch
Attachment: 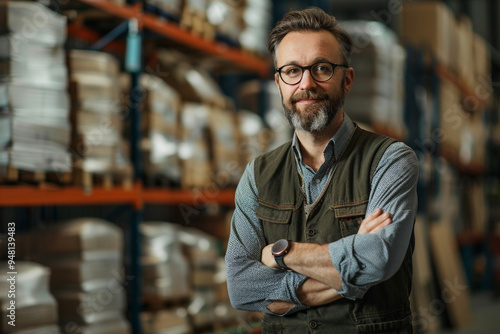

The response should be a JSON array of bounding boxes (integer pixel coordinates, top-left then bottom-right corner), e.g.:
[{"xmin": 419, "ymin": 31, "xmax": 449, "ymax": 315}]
[{"xmin": 271, "ymin": 239, "xmax": 291, "ymax": 270}]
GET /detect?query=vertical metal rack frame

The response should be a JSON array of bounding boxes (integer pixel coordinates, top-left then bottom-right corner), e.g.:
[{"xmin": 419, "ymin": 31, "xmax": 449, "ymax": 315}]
[{"xmin": 0, "ymin": 1, "xmax": 271, "ymax": 333}]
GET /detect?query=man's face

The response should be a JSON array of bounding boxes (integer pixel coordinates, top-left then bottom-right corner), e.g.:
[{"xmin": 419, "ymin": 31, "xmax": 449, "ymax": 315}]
[{"xmin": 274, "ymin": 30, "xmax": 354, "ymax": 133}]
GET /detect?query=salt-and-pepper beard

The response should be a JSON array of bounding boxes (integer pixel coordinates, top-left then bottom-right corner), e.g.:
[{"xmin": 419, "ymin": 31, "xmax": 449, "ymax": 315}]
[{"xmin": 281, "ymin": 77, "xmax": 346, "ymax": 133}]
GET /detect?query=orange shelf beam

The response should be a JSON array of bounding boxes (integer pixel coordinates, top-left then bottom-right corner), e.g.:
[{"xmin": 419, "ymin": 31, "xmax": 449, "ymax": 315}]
[
  {"xmin": 0, "ymin": 185, "xmax": 236, "ymax": 207},
  {"xmin": 77, "ymin": 0, "xmax": 140, "ymax": 20},
  {"xmin": 0, "ymin": 185, "xmax": 140, "ymax": 207},
  {"xmin": 73, "ymin": 0, "xmax": 270, "ymax": 77},
  {"xmin": 67, "ymin": 23, "xmax": 127, "ymax": 54},
  {"xmin": 143, "ymin": 188, "xmax": 236, "ymax": 206},
  {"xmin": 435, "ymin": 63, "xmax": 488, "ymax": 111},
  {"xmin": 142, "ymin": 14, "xmax": 270, "ymax": 77}
]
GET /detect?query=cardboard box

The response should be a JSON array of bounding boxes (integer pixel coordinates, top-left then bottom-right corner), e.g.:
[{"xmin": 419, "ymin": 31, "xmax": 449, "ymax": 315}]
[
  {"xmin": 439, "ymin": 81, "xmax": 467, "ymax": 164},
  {"xmin": 141, "ymin": 309, "xmax": 191, "ymax": 334},
  {"xmin": 209, "ymin": 107, "xmax": 240, "ymax": 186},
  {"xmin": 401, "ymin": 2, "xmax": 453, "ymax": 69},
  {"xmin": 459, "ymin": 112, "xmax": 486, "ymax": 171},
  {"xmin": 429, "ymin": 221, "xmax": 472, "ymax": 329},
  {"xmin": 456, "ymin": 16, "xmax": 475, "ymax": 87},
  {"xmin": 473, "ymin": 33, "xmax": 493, "ymax": 106},
  {"xmin": 463, "ymin": 179, "xmax": 487, "ymax": 234},
  {"xmin": 179, "ymin": 103, "xmax": 212, "ymax": 188},
  {"xmin": 411, "ymin": 216, "xmax": 441, "ymax": 334}
]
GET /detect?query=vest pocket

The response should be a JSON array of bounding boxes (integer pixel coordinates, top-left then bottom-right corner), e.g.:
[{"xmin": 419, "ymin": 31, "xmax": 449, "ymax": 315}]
[
  {"xmin": 354, "ymin": 302, "xmax": 413, "ymax": 334},
  {"xmin": 261, "ymin": 316, "xmax": 285, "ymax": 334},
  {"xmin": 256, "ymin": 204, "xmax": 293, "ymax": 243},
  {"xmin": 355, "ymin": 314, "xmax": 413, "ymax": 333},
  {"xmin": 331, "ymin": 200, "xmax": 368, "ymax": 238}
]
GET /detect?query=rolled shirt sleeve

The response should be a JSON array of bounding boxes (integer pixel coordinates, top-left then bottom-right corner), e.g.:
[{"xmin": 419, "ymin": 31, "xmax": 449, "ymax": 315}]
[
  {"xmin": 225, "ymin": 162, "xmax": 310, "ymax": 315},
  {"xmin": 329, "ymin": 142, "xmax": 419, "ymax": 300}
]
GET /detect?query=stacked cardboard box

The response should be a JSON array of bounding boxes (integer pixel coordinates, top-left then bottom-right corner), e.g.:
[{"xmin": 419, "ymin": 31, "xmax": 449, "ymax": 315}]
[
  {"xmin": 155, "ymin": 50, "xmax": 242, "ymax": 188},
  {"xmin": 140, "ymin": 222, "xmax": 192, "ymax": 333},
  {"xmin": 180, "ymin": 0, "xmax": 215, "ymax": 39},
  {"xmin": 179, "ymin": 103, "xmax": 213, "ymax": 188},
  {"xmin": 207, "ymin": 0, "xmax": 243, "ymax": 46},
  {"xmin": 401, "ymin": 1, "xmax": 454, "ymax": 70},
  {"xmin": 0, "ymin": 2, "xmax": 71, "ymax": 178},
  {"xmin": 239, "ymin": 0, "xmax": 272, "ymax": 54},
  {"xmin": 237, "ymin": 80, "xmax": 292, "ymax": 152},
  {"xmin": 141, "ymin": 308, "xmax": 191, "ymax": 334},
  {"xmin": 456, "ymin": 16, "xmax": 475, "ymax": 89},
  {"xmin": 440, "ymin": 80, "xmax": 486, "ymax": 171},
  {"xmin": 401, "ymin": 1, "xmax": 492, "ymax": 100},
  {"xmin": 472, "ymin": 34, "xmax": 493, "ymax": 107},
  {"xmin": 208, "ymin": 107, "xmax": 240, "ymax": 186},
  {"xmin": 69, "ymin": 49, "xmax": 132, "ymax": 182},
  {"xmin": 17, "ymin": 218, "xmax": 130, "ymax": 334},
  {"xmin": 140, "ymin": 222, "xmax": 191, "ymax": 302},
  {"xmin": 135, "ymin": 74, "xmax": 182, "ymax": 186},
  {"xmin": 410, "ymin": 216, "xmax": 440, "ymax": 334},
  {"xmin": 0, "ymin": 262, "xmax": 60, "ymax": 333},
  {"xmin": 236, "ymin": 110, "xmax": 268, "ymax": 167},
  {"xmin": 341, "ymin": 21, "xmax": 406, "ymax": 139},
  {"xmin": 179, "ymin": 228, "xmax": 220, "ymax": 329}
]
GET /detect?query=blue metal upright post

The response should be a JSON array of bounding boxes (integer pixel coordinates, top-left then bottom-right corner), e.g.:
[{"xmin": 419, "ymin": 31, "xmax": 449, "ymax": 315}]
[{"xmin": 125, "ymin": 15, "xmax": 143, "ymax": 334}]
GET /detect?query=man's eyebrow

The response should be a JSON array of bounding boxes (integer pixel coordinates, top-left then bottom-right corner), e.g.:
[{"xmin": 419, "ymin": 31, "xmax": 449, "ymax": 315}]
[
  {"xmin": 312, "ymin": 57, "xmax": 332, "ymax": 63},
  {"xmin": 279, "ymin": 57, "xmax": 333, "ymax": 67},
  {"xmin": 279, "ymin": 60, "xmax": 300, "ymax": 67}
]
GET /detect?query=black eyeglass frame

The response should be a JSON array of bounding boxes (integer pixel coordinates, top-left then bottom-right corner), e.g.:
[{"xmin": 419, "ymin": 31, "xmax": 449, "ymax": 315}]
[{"xmin": 275, "ymin": 62, "xmax": 349, "ymax": 85}]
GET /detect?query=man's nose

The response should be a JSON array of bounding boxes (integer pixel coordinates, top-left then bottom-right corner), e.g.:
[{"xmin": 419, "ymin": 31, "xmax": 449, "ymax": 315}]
[{"xmin": 298, "ymin": 69, "xmax": 317, "ymax": 90}]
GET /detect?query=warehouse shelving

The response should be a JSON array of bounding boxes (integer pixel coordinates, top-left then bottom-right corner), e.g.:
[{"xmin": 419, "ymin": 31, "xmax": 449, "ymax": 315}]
[
  {"xmin": 0, "ymin": 1, "xmax": 268, "ymax": 333},
  {"xmin": 73, "ymin": 0, "xmax": 270, "ymax": 77},
  {"xmin": 435, "ymin": 62, "xmax": 491, "ymax": 113}
]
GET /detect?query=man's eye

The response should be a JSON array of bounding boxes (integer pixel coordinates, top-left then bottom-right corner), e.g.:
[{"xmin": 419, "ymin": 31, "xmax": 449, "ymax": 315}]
[
  {"xmin": 285, "ymin": 67, "xmax": 300, "ymax": 75},
  {"xmin": 315, "ymin": 64, "xmax": 330, "ymax": 72}
]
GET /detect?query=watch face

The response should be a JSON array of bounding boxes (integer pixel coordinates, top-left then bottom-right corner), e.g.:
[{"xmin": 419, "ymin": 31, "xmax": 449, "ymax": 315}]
[{"xmin": 272, "ymin": 239, "xmax": 289, "ymax": 256}]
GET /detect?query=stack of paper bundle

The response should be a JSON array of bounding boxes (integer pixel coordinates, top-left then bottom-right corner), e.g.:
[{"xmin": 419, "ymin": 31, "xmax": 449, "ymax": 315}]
[
  {"xmin": 140, "ymin": 222, "xmax": 192, "ymax": 333},
  {"xmin": 341, "ymin": 21, "xmax": 407, "ymax": 140},
  {"xmin": 0, "ymin": 262, "xmax": 60, "ymax": 333},
  {"xmin": 17, "ymin": 218, "xmax": 130, "ymax": 334},
  {"xmin": 179, "ymin": 228, "xmax": 220, "ymax": 329},
  {"xmin": 69, "ymin": 49, "xmax": 131, "ymax": 181},
  {"xmin": 239, "ymin": 0, "xmax": 272, "ymax": 54},
  {"xmin": 122, "ymin": 74, "xmax": 182, "ymax": 186},
  {"xmin": 0, "ymin": 2, "xmax": 71, "ymax": 179},
  {"xmin": 140, "ymin": 222, "xmax": 191, "ymax": 302}
]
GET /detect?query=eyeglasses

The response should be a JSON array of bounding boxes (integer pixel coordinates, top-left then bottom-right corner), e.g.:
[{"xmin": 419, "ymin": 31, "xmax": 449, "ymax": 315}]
[{"xmin": 276, "ymin": 62, "xmax": 348, "ymax": 85}]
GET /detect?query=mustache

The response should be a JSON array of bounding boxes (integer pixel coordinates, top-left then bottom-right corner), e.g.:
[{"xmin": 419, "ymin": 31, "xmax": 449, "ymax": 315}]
[{"xmin": 290, "ymin": 90, "xmax": 329, "ymax": 103}]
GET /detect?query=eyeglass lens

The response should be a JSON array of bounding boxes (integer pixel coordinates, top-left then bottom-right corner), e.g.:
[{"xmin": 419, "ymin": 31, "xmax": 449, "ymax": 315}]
[{"xmin": 280, "ymin": 62, "xmax": 334, "ymax": 85}]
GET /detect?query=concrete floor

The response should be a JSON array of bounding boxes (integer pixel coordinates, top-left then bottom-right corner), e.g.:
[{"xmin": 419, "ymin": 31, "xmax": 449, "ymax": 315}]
[{"xmin": 440, "ymin": 292, "xmax": 500, "ymax": 334}]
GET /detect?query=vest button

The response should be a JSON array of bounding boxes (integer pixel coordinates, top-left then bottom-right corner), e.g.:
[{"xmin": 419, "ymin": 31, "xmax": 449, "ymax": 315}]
[
  {"xmin": 309, "ymin": 320, "xmax": 318, "ymax": 328},
  {"xmin": 308, "ymin": 229, "xmax": 315, "ymax": 236}
]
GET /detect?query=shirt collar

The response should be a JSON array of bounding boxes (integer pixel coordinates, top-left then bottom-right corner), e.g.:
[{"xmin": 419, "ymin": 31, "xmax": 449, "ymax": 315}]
[{"xmin": 292, "ymin": 111, "xmax": 355, "ymax": 163}]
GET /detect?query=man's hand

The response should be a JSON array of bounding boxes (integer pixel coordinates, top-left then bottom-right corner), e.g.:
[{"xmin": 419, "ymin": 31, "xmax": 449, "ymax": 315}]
[{"xmin": 357, "ymin": 208, "xmax": 392, "ymax": 234}]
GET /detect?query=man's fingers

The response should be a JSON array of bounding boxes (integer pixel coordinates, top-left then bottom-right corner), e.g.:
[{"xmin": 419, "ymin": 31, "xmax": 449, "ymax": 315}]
[
  {"xmin": 367, "ymin": 216, "xmax": 392, "ymax": 233},
  {"xmin": 358, "ymin": 209, "xmax": 392, "ymax": 234},
  {"xmin": 365, "ymin": 208, "xmax": 383, "ymax": 220}
]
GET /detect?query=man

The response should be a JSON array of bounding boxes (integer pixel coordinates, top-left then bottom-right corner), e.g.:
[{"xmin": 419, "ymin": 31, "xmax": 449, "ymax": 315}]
[{"xmin": 225, "ymin": 7, "xmax": 418, "ymax": 334}]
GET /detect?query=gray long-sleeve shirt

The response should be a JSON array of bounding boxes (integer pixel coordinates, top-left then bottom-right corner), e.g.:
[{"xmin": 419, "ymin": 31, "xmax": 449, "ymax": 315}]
[{"xmin": 225, "ymin": 112, "xmax": 419, "ymax": 315}]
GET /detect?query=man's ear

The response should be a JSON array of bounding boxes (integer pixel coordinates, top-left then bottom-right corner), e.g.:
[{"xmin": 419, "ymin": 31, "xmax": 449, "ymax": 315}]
[
  {"xmin": 274, "ymin": 73, "xmax": 282, "ymax": 97},
  {"xmin": 344, "ymin": 67, "xmax": 355, "ymax": 94}
]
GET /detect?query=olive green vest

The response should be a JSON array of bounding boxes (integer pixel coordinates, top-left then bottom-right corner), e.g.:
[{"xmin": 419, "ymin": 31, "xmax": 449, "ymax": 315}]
[{"xmin": 255, "ymin": 126, "xmax": 414, "ymax": 334}]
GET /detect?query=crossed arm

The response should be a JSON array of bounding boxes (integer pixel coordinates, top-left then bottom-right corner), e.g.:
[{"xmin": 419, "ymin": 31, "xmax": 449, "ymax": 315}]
[{"xmin": 261, "ymin": 209, "xmax": 392, "ymax": 314}]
